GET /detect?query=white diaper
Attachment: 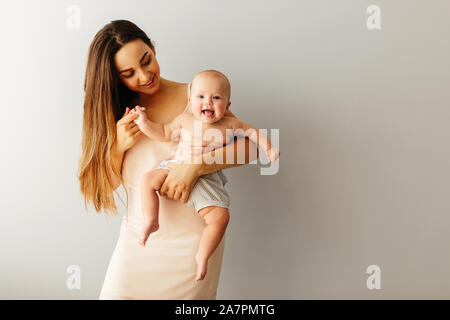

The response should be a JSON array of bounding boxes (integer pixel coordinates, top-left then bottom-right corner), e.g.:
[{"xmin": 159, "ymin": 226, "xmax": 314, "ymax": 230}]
[{"xmin": 153, "ymin": 159, "xmax": 230, "ymax": 212}]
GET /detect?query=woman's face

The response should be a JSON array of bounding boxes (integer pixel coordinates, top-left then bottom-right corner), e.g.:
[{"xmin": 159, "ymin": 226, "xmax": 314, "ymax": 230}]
[{"xmin": 114, "ymin": 38, "xmax": 161, "ymax": 95}]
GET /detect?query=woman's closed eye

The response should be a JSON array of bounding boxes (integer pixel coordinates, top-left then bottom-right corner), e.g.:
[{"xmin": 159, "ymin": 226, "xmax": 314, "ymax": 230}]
[
  {"xmin": 122, "ymin": 57, "xmax": 152, "ymax": 78},
  {"xmin": 142, "ymin": 56, "xmax": 151, "ymax": 66}
]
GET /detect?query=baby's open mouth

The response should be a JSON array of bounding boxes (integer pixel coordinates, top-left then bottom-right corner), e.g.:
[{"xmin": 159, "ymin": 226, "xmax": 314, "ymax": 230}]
[{"xmin": 202, "ymin": 110, "xmax": 215, "ymax": 118}]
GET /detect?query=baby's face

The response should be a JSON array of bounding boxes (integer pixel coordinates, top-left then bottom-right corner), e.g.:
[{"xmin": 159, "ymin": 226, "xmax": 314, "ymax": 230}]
[{"xmin": 189, "ymin": 74, "xmax": 231, "ymax": 124}]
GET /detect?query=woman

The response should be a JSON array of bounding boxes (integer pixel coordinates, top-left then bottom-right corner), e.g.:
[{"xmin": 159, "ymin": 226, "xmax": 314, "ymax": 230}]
[{"xmin": 78, "ymin": 20, "xmax": 258, "ymax": 299}]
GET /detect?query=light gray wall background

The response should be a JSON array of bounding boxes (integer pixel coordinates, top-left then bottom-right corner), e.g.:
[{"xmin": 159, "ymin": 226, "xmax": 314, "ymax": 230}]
[{"xmin": 1, "ymin": 0, "xmax": 449, "ymax": 299}]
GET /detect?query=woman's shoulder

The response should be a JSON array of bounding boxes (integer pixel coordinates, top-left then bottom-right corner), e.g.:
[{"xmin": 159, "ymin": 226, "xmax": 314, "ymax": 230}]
[
  {"xmin": 157, "ymin": 80, "xmax": 189, "ymax": 103},
  {"xmin": 164, "ymin": 79, "xmax": 189, "ymax": 91},
  {"xmin": 165, "ymin": 80, "xmax": 191, "ymax": 104}
]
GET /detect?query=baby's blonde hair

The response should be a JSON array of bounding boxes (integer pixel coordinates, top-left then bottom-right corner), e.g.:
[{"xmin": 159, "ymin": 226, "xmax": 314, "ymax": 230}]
[{"xmin": 191, "ymin": 69, "xmax": 231, "ymax": 100}]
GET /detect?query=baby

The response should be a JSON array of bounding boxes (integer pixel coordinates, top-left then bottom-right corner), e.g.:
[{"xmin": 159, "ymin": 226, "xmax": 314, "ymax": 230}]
[{"xmin": 130, "ymin": 70, "xmax": 280, "ymax": 281}]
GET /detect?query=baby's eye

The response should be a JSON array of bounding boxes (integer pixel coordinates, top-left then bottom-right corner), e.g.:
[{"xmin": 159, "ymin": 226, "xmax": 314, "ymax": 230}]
[
  {"xmin": 213, "ymin": 96, "xmax": 221, "ymax": 100},
  {"xmin": 198, "ymin": 95, "xmax": 204, "ymax": 98}
]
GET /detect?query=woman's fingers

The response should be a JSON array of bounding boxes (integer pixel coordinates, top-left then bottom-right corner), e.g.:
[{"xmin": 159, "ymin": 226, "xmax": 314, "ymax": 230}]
[
  {"xmin": 122, "ymin": 107, "xmax": 130, "ymax": 118},
  {"xmin": 127, "ymin": 111, "xmax": 140, "ymax": 122},
  {"xmin": 119, "ymin": 107, "xmax": 131, "ymax": 122},
  {"xmin": 118, "ymin": 106, "xmax": 144, "ymax": 126},
  {"xmin": 133, "ymin": 130, "xmax": 143, "ymax": 138},
  {"xmin": 129, "ymin": 124, "xmax": 141, "ymax": 134},
  {"xmin": 160, "ymin": 182, "xmax": 180, "ymax": 200},
  {"xmin": 159, "ymin": 183, "xmax": 190, "ymax": 203},
  {"xmin": 166, "ymin": 186, "xmax": 175, "ymax": 199},
  {"xmin": 114, "ymin": 107, "xmax": 144, "ymax": 153},
  {"xmin": 172, "ymin": 189, "xmax": 181, "ymax": 201},
  {"xmin": 158, "ymin": 162, "xmax": 196, "ymax": 203},
  {"xmin": 159, "ymin": 181, "xmax": 168, "ymax": 196},
  {"xmin": 119, "ymin": 110, "xmax": 140, "ymax": 126},
  {"xmin": 125, "ymin": 120, "xmax": 136, "ymax": 130},
  {"xmin": 180, "ymin": 191, "xmax": 189, "ymax": 204}
]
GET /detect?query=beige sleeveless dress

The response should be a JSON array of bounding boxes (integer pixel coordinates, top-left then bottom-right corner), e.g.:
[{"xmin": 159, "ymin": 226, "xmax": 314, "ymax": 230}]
[{"xmin": 99, "ymin": 83, "xmax": 225, "ymax": 299}]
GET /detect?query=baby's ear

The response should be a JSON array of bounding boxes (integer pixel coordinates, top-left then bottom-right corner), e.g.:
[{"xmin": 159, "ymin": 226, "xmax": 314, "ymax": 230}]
[{"xmin": 227, "ymin": 101, "xmax": 231, "ymax": 109}]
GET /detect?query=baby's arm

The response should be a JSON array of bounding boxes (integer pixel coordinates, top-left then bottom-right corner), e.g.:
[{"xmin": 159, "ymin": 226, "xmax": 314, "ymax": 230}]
[
  {"xmin": 232, "ymin": 118, "xmax": 280, "ymax": 162},
  {"xmin": 131, "ymin": 106, "xmax": 183, "ymax": 142}
]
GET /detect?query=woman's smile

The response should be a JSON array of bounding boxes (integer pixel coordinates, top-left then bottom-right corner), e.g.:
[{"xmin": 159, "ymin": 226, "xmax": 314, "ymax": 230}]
[{"xmin": 141, "ymin": 74, "xmax": 155, "ymax": 88}]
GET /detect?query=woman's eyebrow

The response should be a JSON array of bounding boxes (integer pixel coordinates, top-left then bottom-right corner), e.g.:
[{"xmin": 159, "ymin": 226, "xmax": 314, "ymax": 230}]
[{"xmin": 119, "ymin": 51, "xmax": 148, "ymax": 74}]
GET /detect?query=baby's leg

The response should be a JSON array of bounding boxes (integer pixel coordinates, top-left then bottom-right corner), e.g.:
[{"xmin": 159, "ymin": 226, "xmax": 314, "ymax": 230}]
[
  {"xmin": 139, "ymin": 169, "xmax": 169, "ymax": 246},
  {"xmin": 195, "ymin": 206, "xmax": 230, "ymax": 281}
]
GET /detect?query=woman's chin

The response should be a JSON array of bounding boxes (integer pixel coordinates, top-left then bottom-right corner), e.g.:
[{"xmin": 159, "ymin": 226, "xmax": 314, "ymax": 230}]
[{"xmin": 138, "ymin": 77, "xmax": 160, "ymax": 94}]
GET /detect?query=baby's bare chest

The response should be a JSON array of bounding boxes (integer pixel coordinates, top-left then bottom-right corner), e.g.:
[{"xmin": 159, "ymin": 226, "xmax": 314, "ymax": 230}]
[{"xmin": 179, "ymin": 119, "xmax": 235, "ymax": 146}]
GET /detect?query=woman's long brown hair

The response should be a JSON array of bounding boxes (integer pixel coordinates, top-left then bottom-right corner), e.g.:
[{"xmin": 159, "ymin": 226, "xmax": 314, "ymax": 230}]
[{"xmin": 77, "ymin": 20, "xmax": 153, "ymax": 219}]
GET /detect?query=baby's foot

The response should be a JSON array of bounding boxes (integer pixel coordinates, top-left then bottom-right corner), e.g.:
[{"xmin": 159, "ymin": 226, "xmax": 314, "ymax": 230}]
[
  {"xmin": 195, "ymin": 253, "xmax": 208, "ymax": 281},
  {"xmin": 130, "ymin": 105, "xmax": 146, "ymax": 113},
  {"xmin": 130, "ymin": 106, "xmax": 148, "ymax": 128},
  {"xmin": 139, "ymin": 220, "xmax": 159, "ymax": 247}
]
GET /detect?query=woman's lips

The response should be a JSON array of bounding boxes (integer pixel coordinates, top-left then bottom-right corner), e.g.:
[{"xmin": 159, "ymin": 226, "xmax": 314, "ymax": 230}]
[{"xmin": 142, "ymin": 75, "xmax": 155, "ymax": 88}]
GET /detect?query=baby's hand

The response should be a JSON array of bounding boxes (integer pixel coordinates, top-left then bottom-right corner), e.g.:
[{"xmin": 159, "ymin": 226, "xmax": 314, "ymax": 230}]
[
  {"xmin": 266, "ymin": 146, "xmax": 280, "ymax": 163},
  {"xmin": 130, "ymin": 106, "xmax": 148, "ymax": 128}
]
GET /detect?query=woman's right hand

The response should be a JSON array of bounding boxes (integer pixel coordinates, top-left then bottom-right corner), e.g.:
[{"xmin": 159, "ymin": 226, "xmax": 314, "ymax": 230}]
[{"xmin": 113, "ymin": 107, "xmax": 142, "ymax": 154}]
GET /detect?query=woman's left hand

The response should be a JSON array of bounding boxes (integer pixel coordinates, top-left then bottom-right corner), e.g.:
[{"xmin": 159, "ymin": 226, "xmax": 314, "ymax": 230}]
[{"xmin": 159, "ymin": 161, "xmax": 203, "ymax": 203}]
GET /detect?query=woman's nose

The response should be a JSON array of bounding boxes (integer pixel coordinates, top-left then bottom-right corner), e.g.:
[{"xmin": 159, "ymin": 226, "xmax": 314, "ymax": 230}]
[{"xmin": 137, "ymin": 69, "xmax": 150, "ymax": 85}]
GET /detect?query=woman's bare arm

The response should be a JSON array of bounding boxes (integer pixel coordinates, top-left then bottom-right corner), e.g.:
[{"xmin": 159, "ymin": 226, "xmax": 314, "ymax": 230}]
[
  {"xmin": 199, "ymin": 136, "xmax": 258, "ymax": 175},
  {"xmin": 109, "ymin": 108, "xmax": 142, "ymax": 191},
  {"xmin": 199, "ymin": 109, "xmax": 259, "ymax": 173},
  {"xmin": 110, "ymin": 143, "xmax": 125, "ymax": 191}
]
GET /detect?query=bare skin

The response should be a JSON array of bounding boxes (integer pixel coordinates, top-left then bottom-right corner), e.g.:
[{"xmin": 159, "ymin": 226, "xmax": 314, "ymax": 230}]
[
  {"xmin": 131, "ymin": 73, "xmax": 280, "ymax": 164},
  {"xmin": 112, "ymin": 39, "xmax": 259, "ymax": 197},
  {"xmin": 131, "ymin": 73, "xmax": 280, "ymax": 280},
  {"xmin": 133, "ymin": 80, "xmax": 236, "ymax": 280},
  {"xmin": 112, "ymin": 39, "xmax": 261, "ymax": 281},
  {"xmin": 139, "ymin": 167, "xmax": 230, "ymax": 281}
]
